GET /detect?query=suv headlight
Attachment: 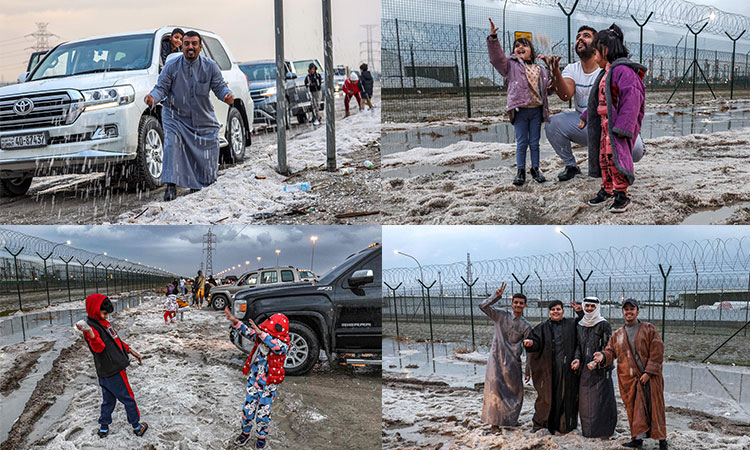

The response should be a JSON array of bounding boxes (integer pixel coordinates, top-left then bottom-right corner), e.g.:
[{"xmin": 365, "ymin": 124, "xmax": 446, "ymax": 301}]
[
  {"xmin": 262, "ymin": 86, "xmax": 277, "ymax": 98},
  {"xmin": 81, "ymin": 85, "xmax": 136, "ymax": 112}
]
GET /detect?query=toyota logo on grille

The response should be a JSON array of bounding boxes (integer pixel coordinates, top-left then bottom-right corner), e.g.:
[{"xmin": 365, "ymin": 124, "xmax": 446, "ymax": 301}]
[{"xmin": 12, "ymin": 98, "xmax": 35, "ymax": 116}]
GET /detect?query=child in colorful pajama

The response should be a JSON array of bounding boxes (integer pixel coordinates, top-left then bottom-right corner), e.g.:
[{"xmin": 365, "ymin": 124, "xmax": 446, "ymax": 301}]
[
  {"xmin": 224, "ymin": 307, "xmax": 290, "ymax": 449},
  {"xmin": 164, "ymin": 295, "xmax": 178, "ymax": 323},
  {"xmin": 75, "ymin": 293, "xmax": 148, "ymax": 438},
  {"xmin": 580, "ymin": 24, "xmax": 646, "ymax": 213}
]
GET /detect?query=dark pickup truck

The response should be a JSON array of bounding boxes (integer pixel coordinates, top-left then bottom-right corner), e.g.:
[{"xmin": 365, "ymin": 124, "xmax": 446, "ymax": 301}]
[{"xmin": 230, "ymin": 244, "xmax": 381, "ymax": 375}]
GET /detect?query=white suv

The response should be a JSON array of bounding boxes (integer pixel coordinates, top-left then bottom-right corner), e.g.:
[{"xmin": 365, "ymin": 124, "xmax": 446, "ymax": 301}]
[{"xmin": 0, "ymin": 27, "xmax": 253, "ymax": 196}]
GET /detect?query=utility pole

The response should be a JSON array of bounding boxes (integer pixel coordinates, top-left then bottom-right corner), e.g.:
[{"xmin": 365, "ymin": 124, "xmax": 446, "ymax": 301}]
[
  {"xmin": 202, "ymin": 229, "xmax": 216, "ymax": 276},
  {"xmin": 360, "ymin": 24, "xmax": 381, "ymax": 72},
  {"xmin": 26, "ymin": 23, "xmax": 58, "ymax": 52},
  {"xmin": 466, "ymin": 252, "xmax": 473, "ymax": 287}
]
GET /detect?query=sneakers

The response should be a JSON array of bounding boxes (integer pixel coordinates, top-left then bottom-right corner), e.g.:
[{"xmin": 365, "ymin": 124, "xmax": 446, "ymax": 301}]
[
  {"xmin": 659, "ymin": 440, "xmax": 668, "ymax": 450},
  {"xmin": 587, "ymin": 188, "xmax": 612, "ymax": 206},
  {"xmin": 609, "ymin": 190, "xmax": 631, "ymax": 213},
  {"xmin": 163, "ymin": 184, "xmax": 177, "ymax": 202},
  {"xmin": 235, "ymin": 432, "xmax": 252, "ymax": 446},
  {"xmin": 133, "ymin": 422, "xmax": 148, "ymax": 437},
  {"xmin": 97, "ymin": 427, "xmax": 109, "ymax": 438},
  {"xmin": 557, "ymin": 165, "xmax": 581, "ymax": 181},
  {"xmin": 622, "ymin": 438, "xmax": 643, "ymax": 448},
  {"xmin": 313, "ymin": 119, "xmax": 320, "ymax": 126},
  {"xmin": 513, "ymin": 169, "xmax": 526, "ymax": 186},
  {"xmin": 529, "ymin": 167, "xmax": 546, "ymax": 183},
  {"xmin": 256, "ymin": 438, "xmax": 267, "ymax": 449}
]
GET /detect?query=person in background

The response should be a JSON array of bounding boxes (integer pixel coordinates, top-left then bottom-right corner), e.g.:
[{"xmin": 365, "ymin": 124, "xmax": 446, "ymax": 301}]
[
  {"xmin": 160, "ymin": 27, "xmax": 183, "ymax": 66},
  {"xmin": 304, "ymin": 63, "xmax": 323, "ymax": 126},
  {"xmin": 359, "ymin": 63, "xmax": 374, "ymax": 111},
  {"xmin": 342, "ymin": 72, "xmax": 361, "ymax": 118},
  {"xmin": 194, "ymin": 270, "xmax": 206, "ymax": 308}
]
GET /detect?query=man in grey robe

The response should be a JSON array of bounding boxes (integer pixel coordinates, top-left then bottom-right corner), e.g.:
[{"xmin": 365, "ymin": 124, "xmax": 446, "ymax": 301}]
[
  {"xmin": 479, "ymin": 282, "xmax": 531, "ymax": 428},
  {"xmin": 145, "ymin": 31, "xmax": 234, "ymax": 201}
]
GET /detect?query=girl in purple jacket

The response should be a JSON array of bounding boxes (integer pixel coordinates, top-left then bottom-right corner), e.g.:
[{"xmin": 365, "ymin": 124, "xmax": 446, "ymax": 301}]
[
  {"xmin": 579, "ymin": 24, "xmax": 646, "ymax": 213},
  {"xmin": 487, "ymin": 18, "xmax": 554, "ymax": 186}
]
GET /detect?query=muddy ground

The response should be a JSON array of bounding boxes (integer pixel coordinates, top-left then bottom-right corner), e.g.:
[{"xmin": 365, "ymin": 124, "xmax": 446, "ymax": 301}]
[
  {"xmin": 383, "ymin": 321, "xmax": 750, "ymax": 366},
  {"xmin": 0, "ymin": 296, "xmax": 381, "ymax": 449},
  {"xmin": 382, "ymin": 379, "xmax": 750, "ymax": 450},
  {"xmin": 381, "ymin": 94, "xmax": 750, "ymax": 225},
  {"xmin": 0, "ymin": 89, "xmax": 381, "ymax": 226}
]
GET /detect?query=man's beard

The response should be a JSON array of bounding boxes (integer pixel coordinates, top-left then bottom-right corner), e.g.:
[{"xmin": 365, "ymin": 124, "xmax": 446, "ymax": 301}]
[{"xmin": 576, "ymin": 42, "xmax": 594, "ymax": 59}]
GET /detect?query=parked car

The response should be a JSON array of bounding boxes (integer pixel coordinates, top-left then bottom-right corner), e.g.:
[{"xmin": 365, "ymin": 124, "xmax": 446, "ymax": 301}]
[
  {"xmin": 0, "ymin": 27, "xmax": 253, "ymax": 196},
  {"xmin": 230, "ymin": 244, "xmax": 381, "ymax": 375},
  {"xmin": 22, "ymin": 51, "xmax": 48, "ymax": 80},
  {"xmin": 239, "ymin": 60, "xmax": 312, "ymax": 126},
  {"xmin": 332, "ymin": 65, "xmax": 347, "ymax": 91},
  {"xmin": 211, "ymin": 266, "xmax": 312, "ymax": 310},
  {"xmin": 297, "ymin": 269, "xmax": 317, "ymax": 282}
]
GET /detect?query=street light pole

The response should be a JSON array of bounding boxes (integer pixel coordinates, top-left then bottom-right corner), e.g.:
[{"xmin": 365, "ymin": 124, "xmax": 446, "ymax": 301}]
[
  {"xmin": 310, "ymin": 236, "xmax": 318, "ymax": 272},
  {"xmin": 276, "ymin": 249, "xmax": 281, "ymax": 266},
  {"xmin": 556, "ymin": 228, "xmax": 576, "ymax": 302}
]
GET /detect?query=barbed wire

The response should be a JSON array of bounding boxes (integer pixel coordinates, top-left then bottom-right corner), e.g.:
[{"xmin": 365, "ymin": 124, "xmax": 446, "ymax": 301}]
[
  {"xmin": 0, "ymin": 228, "xmax": 172, "ymax": 276},
  {"xmin": 384, "ymin": 237, "xmax": 750, "ymax": 290}
]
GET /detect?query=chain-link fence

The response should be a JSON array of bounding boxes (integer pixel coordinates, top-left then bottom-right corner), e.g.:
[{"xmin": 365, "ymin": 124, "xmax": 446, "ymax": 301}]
[
  {"xmin": 382, "ymin": 0, "xmax": 750, "ymax": 122},
  {"xmin": 0, "ymin": 228, "xmax": 175, "ymax": 314},
  {"xmin": 382, "ymin": 237, "xmax": 750, "ymax": 358}
]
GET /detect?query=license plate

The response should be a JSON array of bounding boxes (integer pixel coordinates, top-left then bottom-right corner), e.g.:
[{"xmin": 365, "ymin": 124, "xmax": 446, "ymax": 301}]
[{"xmin": 0, "ymin": 131, "xmax": 48, "ymax": 150}]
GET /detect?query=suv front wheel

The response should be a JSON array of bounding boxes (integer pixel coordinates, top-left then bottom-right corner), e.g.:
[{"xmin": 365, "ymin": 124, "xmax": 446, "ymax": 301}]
[
  {"xmin": 285, "ymin": 322, "xmax": 320, "ymax": 376},
  {"xmin": 220, "ymin": 107, "xmax": 246, "ymax": 164},
  {"xmin": 212, "ymin": 294, "xmax": 228, "ymax": 311},
  {"xmin": 0, "ymin": 176, "xmax": 33, "ymax": 197},
  {"xmin": 129, "ymin": 115, "xmax": 164, "ymax": 192}
]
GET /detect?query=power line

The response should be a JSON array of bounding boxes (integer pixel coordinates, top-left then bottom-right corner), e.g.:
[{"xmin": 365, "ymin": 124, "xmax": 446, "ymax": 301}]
[
  {"xmin": 360, "ymin": 24, "xmax": 381, "ymax": 72},
  {"xmin": 25, "ymin": 22, "xmax": 58, "ymax": 53}
]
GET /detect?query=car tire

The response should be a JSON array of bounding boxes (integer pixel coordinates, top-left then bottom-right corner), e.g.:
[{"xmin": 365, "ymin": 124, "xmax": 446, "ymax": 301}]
[
  {"xmin": 296, "ymin": 111, "xmax": 307, "ymax": 124},
  {"xmin": 0, "ymin": 176, "xmax": 33, "ymax": 197},
  {"xmin": 220, "ymin": 107, "xmax": 246, "ymax": 164},
  {"xmin": 212, "ymin": 294, "xmax": 228, "ymax": 311},
  {"xmin": 285, "ymin": 322, "xmax": 320, "ymax": 376},
  {"xmin": 128, "ymin": 115, "xmax": 164, "ymax": 192}
]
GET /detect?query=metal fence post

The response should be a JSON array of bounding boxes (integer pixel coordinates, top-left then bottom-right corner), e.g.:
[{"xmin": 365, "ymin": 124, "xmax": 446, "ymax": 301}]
[
  {"xmin": 576, "ymin": 269, "xmax": 593, "ymax": 298},
  {"xmin": 460, "ymin": 276, "xmax": 479, "ymax": 349},
  {"xmin": 384, "ymin": 282, "xmax": 403, "ymax": 338},
  {"xmin": 659, "ymin": 264, "xmax": 672, "ymax": 341},
  {"xmin": 35, "ymin": 251, "xmax": 53, "ymax": 307},
  {"xmin": 395, "ymin": 18, "xmax": 404, "ymax": 93},
  {"xmin": 417, "ymin": 279, "xmax": 437, "ymax": 342},
  {"xmin": 512, "ymin": 273, "xmax": 530, "ymax": 295},
  {"xmin": 61, "ymin": 256, "xmax": 74, "ymax": 303},
  {"xmin": 631, "ymin": 12, "xmax": 654, "ymax": 65},
  {"xmin": 558, "ymin": 0, "xmax": 580, "ymax": 109},
  {"xmin": 5, "ymin": 246, "xmax": 24, "ymax": 311},
  {"xmin": 410, "ymin": 44, "xmax": 417, "ymax": 88},
  {"xmin": 77, "ymin": 259, "xmax": 89, "ymax": 298},
  {"xmin": 459, "ymin": 0, "xmax": 472, "ymax": 117}
]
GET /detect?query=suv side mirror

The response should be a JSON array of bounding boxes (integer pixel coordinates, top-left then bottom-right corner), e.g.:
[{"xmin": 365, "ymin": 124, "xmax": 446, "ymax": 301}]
[
  {"xmin": 348, "ymin": 269, "xmax": 373, "ymax": 287},
  {"xmin": 17, "ymin": 72, "xmax": 29, "ymax": 83},
  {"xmin": 285, "ymin": 72, "xmax": 297, "ymax": 80}
]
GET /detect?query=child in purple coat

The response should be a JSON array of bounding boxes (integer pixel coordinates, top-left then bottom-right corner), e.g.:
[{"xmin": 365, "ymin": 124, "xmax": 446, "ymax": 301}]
[
  {"xmin": 579, "ymin": 24, "xmax": 646, "ymax": 213},
  {"xmin": 487, "ymin": 18, "xmax": 554, "ymax": 186}
]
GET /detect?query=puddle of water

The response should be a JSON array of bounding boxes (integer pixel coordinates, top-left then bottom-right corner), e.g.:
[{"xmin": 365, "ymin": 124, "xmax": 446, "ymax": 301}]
[
  {"xmin": 681, "ymin": 202, "xmax": 750, "ymax": 225},
  {"xmin": 0, "ymin": 295, "xmax": 143, "ymax": 347},
  {"xmin": 382, "ymin": 103, "xmax": 750, "ymax": 178},
  {"xmin": 383, "ymin": 338, "xmax": 750, "ymax": 420},
  {"xmin": 384, "ymin": 103, "xmax": 750, "ymax": 156}
]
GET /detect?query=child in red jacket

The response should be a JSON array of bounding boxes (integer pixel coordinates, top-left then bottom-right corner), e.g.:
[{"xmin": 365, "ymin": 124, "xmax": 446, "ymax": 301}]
[
  {"xmin": 342, "ymin": 72, "xmax": 362, "ymax": 117},
  {"xmin": 75, "ymin": 293, "xmax": 148, "ymax": 438}
]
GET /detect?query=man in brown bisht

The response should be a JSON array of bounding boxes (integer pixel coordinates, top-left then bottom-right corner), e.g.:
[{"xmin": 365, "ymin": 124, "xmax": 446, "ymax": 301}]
[
  {"xmin": 479, "ymin": 282, "xmax": 531, "ymax": 428},
  {"xmin": 593, "ymin": 299, "xmax": 668, "ymax": 450}
]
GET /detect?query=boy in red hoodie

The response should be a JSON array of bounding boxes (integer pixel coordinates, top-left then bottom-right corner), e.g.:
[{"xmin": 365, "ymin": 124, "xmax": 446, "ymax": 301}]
[
  {"xmin": 342, "ymin": 71, "xmax": 362, "ymax": 118},
  {"xmin": 75, "ymin": 293, "xmax": 149, "ymax": 438}
]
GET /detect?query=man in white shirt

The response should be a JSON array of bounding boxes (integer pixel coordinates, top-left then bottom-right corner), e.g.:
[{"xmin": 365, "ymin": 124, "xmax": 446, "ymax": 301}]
[{"xmin": 543, "ymin": 25, "xmax": 645, "ymax": 181}]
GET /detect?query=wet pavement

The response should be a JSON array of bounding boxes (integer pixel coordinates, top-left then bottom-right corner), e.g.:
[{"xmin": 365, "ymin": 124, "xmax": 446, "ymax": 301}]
[
  {"xmin": 382, "ymin": 102, "xmax": 750, "ymax": 178},
  {"xmin": 383, "ymin": 338, "xmax": 750, "ymax": 421}
]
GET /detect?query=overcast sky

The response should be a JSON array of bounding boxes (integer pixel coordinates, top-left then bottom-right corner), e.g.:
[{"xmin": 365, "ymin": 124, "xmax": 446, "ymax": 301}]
[
  {"xmin": 383, "ymin": 225, "xmax": 750, "ymax": 269},
  {"xmin": 3, "ymin": 225, "xmax": 381, "ymax": 277},
  {"xmin": 0, "ymin": 0, "xmax": 380, "ymax": 82}
]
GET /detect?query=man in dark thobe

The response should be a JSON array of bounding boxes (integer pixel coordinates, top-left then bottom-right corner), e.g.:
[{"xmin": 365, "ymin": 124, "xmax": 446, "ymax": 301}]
[
  {"xmin": 145, "ymin": 31, "xmax": 234, "ymax": 201},
  {"xmin": 524, "ymin": 300, "xmax": 583, "ymax": 434},
  {"xmin": 479, "ymin": 283, "xmax": 531, "ymax": 428}
]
